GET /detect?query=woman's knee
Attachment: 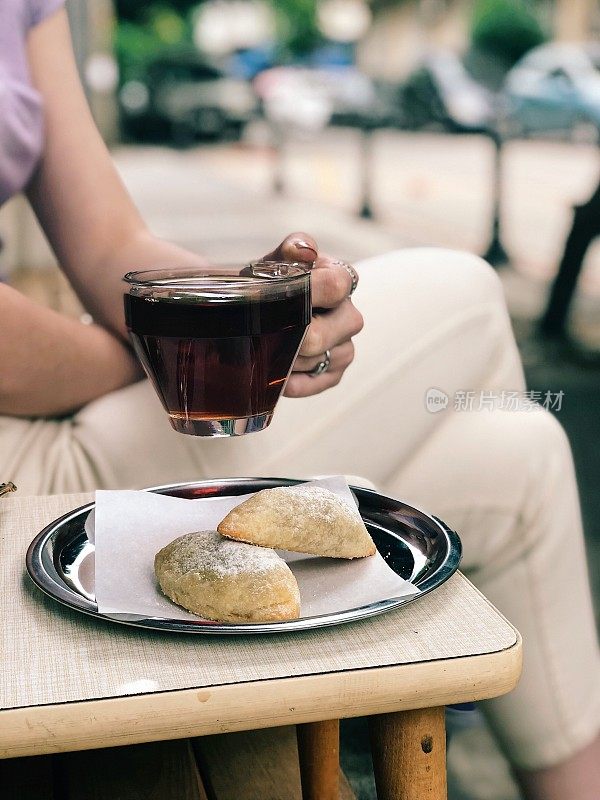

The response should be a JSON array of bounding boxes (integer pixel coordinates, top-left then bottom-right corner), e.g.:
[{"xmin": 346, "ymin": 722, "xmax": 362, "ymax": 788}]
[
  {"xmin": 358, "ymin": 247, "xmax": 505, "ymax": 313},
  {"xmin": 484, "ymin": 406, "xmax": 572, "ymax": 478},
  {"xmin": 478, "ymin": 407, "xmax": 576, "ymax": 517},
  {"xmin": 515, "ymin": 406, "xmax": 572, "ymax": 468},
  {"xmin": 423, "ymin": 406, "xmax": 574, "ymax": 509}
]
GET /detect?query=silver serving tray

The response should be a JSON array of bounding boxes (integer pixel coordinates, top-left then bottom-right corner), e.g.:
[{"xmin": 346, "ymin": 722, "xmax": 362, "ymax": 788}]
[{"xmin": 26, "ymin": 478, "xmax": 461, "ymax": 634}]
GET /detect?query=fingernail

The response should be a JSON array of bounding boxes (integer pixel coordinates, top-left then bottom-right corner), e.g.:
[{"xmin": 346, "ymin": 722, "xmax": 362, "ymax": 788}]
[{"xmin": 294, "ymin": 240, "xmax": 318, "ymax": 259}]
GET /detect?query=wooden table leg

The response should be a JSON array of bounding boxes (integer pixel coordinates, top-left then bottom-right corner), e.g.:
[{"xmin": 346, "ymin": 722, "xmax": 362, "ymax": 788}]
[
  {"xmin": 296, "ymin": 719, "xmax": 340, "ymax": 800},
  {"xmin": 369, "ymin": 706, "xmax": 447, "ymax": 800}
]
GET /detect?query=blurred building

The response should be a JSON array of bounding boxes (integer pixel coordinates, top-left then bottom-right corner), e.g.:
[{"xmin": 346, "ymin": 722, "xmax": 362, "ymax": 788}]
[
  {"xmin": 555, "ymin": 0, "xmax": 598, "ymax": 40},
  {"xmin": 358, "ymin": 1, "xmax": 467, "ymax": 81},
  {"xmin": 360, "ymin": 0, "xmax": 599, "ymax": 81}
]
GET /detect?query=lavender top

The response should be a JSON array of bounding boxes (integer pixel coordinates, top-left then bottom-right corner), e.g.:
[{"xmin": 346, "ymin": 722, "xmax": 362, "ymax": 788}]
[{"xmin": 0, "ymin": 0, "xmax": 64, "ymax": 206}]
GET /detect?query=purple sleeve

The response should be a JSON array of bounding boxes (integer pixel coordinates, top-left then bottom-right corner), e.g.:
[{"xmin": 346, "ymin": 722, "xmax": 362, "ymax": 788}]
[{"xmin": 29, "ymin": 0, "xmax": 65, "ymax": 27}]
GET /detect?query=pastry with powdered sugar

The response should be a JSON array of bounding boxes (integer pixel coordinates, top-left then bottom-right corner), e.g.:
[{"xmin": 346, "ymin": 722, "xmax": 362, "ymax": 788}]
[
  {"xmin": 218, "ymin": 485, "xmax": 375, "ymax": 559},
  {"xmin": 155, "ymin": 530, "xmax": 300, "ymax": 622}
]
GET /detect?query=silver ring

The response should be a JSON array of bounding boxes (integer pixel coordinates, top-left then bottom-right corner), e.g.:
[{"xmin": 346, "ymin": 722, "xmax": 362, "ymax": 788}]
[
  {"xmin": 333, "ymin": 260, "xmax": 358, "ymax": 296},
  {"xmin": 308, "ymin": 349, "xmax": 331, "ymax": 377}
]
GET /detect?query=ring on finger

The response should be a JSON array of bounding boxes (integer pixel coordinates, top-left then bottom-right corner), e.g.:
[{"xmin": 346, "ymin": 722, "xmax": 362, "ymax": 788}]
[
  {"xmin": 307, "ymin": 349, "xmax": 331, "ymax": 377},
  {"xmin": 332, "ymin": 260, "xmax": 358, "ymax": 297}
]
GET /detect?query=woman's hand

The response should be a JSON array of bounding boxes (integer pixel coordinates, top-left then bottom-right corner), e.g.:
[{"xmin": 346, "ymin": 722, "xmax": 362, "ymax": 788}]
[{"xmin": 261, "ymin": 233, "xmax": 363, "ymax": 398}]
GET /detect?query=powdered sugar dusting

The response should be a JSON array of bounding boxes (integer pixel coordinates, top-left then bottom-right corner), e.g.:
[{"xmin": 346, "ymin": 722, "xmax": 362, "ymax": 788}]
[
  {"xmin": 159, "ymin": 530, "xmax": 283, "ymax": 577},
  {"xmin": 283, "ymin": 485, "xmax": 359, "ymax": 521}
]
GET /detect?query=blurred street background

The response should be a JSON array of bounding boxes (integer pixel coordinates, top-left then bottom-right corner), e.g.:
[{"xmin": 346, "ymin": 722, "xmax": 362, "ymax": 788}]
[{"xmin": 1, "ymin": 1, "xmax": 600, "ymax": 797}]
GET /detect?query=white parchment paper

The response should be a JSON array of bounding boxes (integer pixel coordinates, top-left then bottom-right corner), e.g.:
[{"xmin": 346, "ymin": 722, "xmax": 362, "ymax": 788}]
[{"xmin": 93, "ymin": 476, "xmax": 419, "ymax": 621}]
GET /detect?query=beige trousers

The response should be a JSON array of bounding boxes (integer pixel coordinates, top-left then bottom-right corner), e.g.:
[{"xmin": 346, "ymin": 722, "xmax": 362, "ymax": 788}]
[{"xmin": 1, "ymin": 248, "xmax": 599, "ymax": 769}]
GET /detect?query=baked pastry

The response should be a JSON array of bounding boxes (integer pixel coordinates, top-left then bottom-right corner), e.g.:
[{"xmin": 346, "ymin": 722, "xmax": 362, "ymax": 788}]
[
  {"xmin": 217, "ymin": 485, "xmax": 376, "ymax": 559},
  {"xmin": 155, "ymin": 530, "xmax": 300, "ymax": 623}
]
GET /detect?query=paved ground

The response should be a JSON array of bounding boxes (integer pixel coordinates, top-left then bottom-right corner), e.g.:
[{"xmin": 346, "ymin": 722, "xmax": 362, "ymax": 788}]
[{"xmin": 111, "ymin": 135, "xmax": 600, "ymax": 800}]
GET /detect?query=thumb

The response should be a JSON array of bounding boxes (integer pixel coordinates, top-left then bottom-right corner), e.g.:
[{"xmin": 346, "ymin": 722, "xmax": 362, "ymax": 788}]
[{"xmin": 262, "ymin": 232, "xmax": 318, "ymax": 265}]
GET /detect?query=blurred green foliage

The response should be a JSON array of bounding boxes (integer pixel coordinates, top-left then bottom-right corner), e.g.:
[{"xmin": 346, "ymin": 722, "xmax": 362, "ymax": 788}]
[
  {"xmin": 368, "ymin": 0, "xmax": 408, "ymax": 8},
  {"xmin": 268, "ymin": 0, "xmax": 321, "ymax": 56},
  {"xmin": 115, "ymin": 0, "xmax": 197, "ymax": 21},
  {"xmin": 114, "ymin": 3, "xmax": 193, "ymax": 84},
  {"xmin": 471, "ymin": 0, "xmax": 547, "ymax": 66},
  {"xmin": 114, "ymin": 0, "xmax": 325, "ymax": 76}
]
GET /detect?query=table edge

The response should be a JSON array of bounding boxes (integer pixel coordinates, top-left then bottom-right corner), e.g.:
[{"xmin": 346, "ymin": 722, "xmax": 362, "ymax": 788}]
[{"xmin": 0, "ymin": 634, "xmax": 522, "ymax": 759}]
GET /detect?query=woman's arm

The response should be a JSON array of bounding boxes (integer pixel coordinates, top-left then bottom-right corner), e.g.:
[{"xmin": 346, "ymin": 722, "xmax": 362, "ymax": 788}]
[
  {"xmin": 0, "ymin": 283, "xmax": 141, "ymax": 416},
  {"xmin": 26, "ymin": 8, "xmax": 205, "ymax": 340},
  {"xmin": 25, "ymin": 8, "xmax": 363, "ymax": 399}
]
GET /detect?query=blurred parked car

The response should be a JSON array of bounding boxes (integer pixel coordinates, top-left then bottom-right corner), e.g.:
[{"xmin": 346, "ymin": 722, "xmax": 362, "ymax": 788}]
[
  {"xmin": 502, "ymin": 43, "xmax": 600, "ymax": 139},
  {"xmin": 401, "ymin": 51, "xmax": 495, "ymax": 133},
  {"xmin": 119, "ymin": 51, "xmax": 258, "ymax": 145},
  {"xmin": 254, "ymin": 66, "xmax": 389, "ymax": 135}
]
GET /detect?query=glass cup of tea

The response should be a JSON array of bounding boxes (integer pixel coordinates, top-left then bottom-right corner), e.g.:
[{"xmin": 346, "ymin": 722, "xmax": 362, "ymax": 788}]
[{"xmin": 123, "ymin": 263, "xmax": 311, "ymax": 436}]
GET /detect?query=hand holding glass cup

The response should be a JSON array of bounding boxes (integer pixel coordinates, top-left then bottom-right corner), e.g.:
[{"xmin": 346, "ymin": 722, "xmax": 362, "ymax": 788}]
[{"xmin": 124, "ymin": 263, "xmax": 311, "ymax": 436}]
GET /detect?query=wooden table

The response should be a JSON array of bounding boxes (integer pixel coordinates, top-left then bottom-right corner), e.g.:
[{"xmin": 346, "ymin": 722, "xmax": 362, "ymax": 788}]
[{"xmin": 0, "ymin": 493, "xmax": 522, "ymax": 799}]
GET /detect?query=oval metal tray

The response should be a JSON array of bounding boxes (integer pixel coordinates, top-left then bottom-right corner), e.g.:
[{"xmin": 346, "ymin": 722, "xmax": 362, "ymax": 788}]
[{"xmin": 26, "ymin": 478, "xmax": 461, "ymax": 634}]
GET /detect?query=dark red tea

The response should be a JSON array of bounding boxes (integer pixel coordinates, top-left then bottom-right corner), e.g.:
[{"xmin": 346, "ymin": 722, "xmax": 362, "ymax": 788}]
[{"xmin": 124, "ymin": 281, "xmax": 310, "ymax": 435}]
